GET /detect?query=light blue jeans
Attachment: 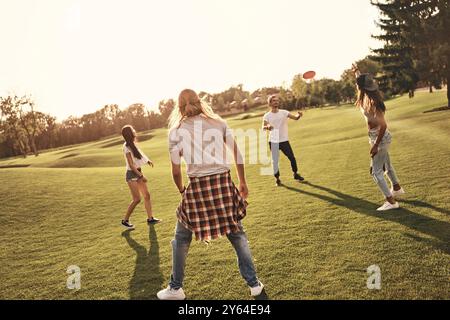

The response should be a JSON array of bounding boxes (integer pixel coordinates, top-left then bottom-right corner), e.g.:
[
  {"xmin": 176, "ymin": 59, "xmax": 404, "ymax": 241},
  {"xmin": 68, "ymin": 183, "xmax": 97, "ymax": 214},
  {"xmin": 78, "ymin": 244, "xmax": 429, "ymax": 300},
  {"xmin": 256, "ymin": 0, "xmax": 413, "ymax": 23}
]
[
  {"xmin": 369, "ymin": 129, "xmax": 400, "ymax": 198},
  {"xmin": 168, "ymin": 221, "xmax": 260, "ymax": 290}
]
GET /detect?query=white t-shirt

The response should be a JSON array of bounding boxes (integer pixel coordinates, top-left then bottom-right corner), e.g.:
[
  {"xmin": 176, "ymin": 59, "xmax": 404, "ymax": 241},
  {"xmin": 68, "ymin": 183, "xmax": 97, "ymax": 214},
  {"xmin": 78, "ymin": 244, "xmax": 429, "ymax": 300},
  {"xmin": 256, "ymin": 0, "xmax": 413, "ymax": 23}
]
[
  {"xmin": 168, "ymin": 115, "xmax": 232, "ymax": 177},
  {"xmin": 263, "ymin": 109, "xmax": 290, "ymax": 143},
  {"xmin": 123, "ymin": 143, "xmax": 149, "ymax": 170}
]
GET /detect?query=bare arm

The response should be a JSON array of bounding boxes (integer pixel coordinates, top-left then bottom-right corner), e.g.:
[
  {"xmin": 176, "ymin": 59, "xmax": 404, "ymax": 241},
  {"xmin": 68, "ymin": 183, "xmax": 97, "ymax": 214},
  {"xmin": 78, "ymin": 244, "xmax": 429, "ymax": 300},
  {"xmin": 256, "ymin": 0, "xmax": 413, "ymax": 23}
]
[
  {"xmin": 169, "ymin": 129, "xmax": 184, "ymax": 193},
  {"xmin": 288, "ymin": 111, "xmax": 303, "ymax": 120},
  {"xmin": 370, "ymin": 111, "xmax": 387, "ymax": 157},
  {"xmin": 140, "ymin": 151, "xmax": 154, "ymax": 167},
  {"xmin": 171, "ymin": 161, "xmax": 185, "ymax": 193},
  {"xmin": 126, "ymin": 153, "xmax": 143, "ymax": 178},
  {"xmin": 230, "ymin": 137, "xmax": 248, "ymax": 199},
  {"xmin": 352, "ymin": 63, "xmax": 361, "ymax": 78},
  {"xmin": 232, "ymin": 139, "xmax": 246, "ymax": 183},
  {"xmin": 374, "ymin": 111, "xmax": 387, "ymax": 147}
]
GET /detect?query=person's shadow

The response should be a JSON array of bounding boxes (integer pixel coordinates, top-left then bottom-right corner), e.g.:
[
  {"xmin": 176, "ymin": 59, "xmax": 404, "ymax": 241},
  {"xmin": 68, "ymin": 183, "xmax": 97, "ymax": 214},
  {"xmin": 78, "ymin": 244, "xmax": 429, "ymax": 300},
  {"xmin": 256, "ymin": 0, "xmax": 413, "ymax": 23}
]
[
  {"xmin": 281, "ymin": 181, "xmax": 450, "ymax": 254},
  {"xmin": 122, "ymin": 225, "xmax": 164, "ymax": 300},
  {"xmin": 397, "ymin": 199, "xmax": 450, "ymax": 216}
]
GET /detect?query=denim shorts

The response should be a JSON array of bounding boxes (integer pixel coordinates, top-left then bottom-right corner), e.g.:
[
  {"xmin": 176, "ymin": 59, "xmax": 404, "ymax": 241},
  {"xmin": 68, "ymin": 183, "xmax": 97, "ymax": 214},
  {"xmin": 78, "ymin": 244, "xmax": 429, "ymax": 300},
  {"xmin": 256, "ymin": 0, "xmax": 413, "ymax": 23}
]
[{"xmin": 125, "ymin": 168, "xmax": 142, "ymax": 182}]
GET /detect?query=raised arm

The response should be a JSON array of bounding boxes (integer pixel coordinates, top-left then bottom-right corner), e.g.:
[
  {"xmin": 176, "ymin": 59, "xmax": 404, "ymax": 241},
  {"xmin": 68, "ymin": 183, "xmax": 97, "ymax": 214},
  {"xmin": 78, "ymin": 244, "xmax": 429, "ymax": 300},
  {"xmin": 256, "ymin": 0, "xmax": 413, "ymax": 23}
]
[{"xmin": 352, "ymin": 63, "xmax": 361, "ymax": 78}]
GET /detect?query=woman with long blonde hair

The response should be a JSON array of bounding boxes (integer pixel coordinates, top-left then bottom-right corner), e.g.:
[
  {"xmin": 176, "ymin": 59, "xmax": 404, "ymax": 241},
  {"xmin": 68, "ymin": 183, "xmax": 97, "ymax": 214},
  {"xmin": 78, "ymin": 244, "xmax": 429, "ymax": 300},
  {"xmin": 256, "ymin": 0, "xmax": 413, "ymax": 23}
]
[
  {"xmin": 352, "ymin": 64, "xmax": 405, "ymax": 211},
  {"xmin": 157, "ymin": 89, "xmax": 264, "ymax": 300},
  {"xmin": 168, "ymin": 89, "xmax": 221, "ymax": 130}
]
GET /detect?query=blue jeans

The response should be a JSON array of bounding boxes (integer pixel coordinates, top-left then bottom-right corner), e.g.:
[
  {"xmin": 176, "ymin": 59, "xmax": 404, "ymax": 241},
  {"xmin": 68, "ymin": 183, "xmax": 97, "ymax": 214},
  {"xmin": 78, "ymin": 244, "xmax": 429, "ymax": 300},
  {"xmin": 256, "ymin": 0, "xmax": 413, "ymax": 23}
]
[
  {"xmin": 168, "ymin": 221, "xmax": 260, "ymax": 289},
  {"xmin": 269, "ymin": 141, "xmax": 298, "ymax": 178}
]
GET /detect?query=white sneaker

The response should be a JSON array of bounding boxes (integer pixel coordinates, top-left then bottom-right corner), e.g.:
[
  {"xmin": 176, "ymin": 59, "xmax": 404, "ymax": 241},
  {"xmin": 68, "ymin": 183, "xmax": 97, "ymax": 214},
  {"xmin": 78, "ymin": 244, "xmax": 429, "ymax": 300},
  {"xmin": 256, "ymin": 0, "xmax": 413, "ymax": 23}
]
[
  {"xmin": 377, "ymin": 201, "xmax": 400, "ymax": 211},
  {"xmin": 391, "ymin": 187, "xmax": 405, "ymax": 198},
  {"xmin": 157, "ymin": 286, "xmax": 186, "ymax": 300},
  {"xmin": 250, "ymin": 281, "xmax": 264, "ymax": 296}
]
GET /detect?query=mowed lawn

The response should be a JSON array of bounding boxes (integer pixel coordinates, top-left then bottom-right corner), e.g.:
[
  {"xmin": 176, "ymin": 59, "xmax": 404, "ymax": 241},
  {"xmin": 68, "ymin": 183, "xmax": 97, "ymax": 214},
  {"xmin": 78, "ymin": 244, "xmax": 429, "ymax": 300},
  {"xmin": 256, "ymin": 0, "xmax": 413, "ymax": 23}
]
[{"xmin": 0, "ymin": 91, "xmax": 449, "ymax": 300}]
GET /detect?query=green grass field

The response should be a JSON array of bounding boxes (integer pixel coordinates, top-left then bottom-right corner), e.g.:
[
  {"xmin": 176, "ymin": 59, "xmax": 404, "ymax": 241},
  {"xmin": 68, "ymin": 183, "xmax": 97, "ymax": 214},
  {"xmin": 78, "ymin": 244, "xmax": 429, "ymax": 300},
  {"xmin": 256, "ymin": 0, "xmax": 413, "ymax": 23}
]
[{"xmin": 1, "ymin": 91, "xmax": 449, "ymax": 300}]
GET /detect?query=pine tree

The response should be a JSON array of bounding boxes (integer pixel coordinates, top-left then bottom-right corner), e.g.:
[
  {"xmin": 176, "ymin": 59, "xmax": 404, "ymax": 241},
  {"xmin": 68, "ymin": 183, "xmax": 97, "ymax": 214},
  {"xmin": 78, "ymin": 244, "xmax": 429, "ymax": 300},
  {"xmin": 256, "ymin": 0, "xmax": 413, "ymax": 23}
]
[
  {"xmin": 372, "ymin": 0, "xmax": 449, "ymax": 107},
  {"xmin": 370, "ymin": 0, "xmax": 419, "ymax": 97}
]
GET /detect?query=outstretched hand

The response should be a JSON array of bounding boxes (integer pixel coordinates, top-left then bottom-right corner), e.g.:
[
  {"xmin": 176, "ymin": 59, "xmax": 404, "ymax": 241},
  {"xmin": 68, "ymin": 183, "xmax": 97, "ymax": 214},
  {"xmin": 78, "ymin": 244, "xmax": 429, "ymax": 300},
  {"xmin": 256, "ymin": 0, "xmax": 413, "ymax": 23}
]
[{"xmin": 351, "ymin": 63, "xmax": 360, "ymax": 77}]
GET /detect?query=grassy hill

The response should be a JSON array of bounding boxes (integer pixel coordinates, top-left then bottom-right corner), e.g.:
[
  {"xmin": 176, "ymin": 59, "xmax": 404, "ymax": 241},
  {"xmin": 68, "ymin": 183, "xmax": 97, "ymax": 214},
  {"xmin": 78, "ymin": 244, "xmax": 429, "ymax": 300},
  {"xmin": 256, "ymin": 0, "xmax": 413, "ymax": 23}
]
[{"xmin": 0, "ymin": 91, "xmax": 449, "ymax": 299}]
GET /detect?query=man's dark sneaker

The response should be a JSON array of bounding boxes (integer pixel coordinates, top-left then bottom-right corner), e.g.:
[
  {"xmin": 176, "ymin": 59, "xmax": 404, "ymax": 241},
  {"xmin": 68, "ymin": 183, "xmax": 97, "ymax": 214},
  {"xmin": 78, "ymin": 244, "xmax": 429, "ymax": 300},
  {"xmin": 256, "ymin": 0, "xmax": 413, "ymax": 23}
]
[
  {"xmin": 121, "ymin": 220, "xmax": 135, "ymax": 229},
  {"xmin": 147, "ymin": 217, "xmax": 162, "ymax": 225},
  {"xmin": 275, "ymin": 179, "xmax": 282, "ymax": 186},
  {"xmin": 293, "ymin": 173, "xmax": 305, "ymax": 181}
]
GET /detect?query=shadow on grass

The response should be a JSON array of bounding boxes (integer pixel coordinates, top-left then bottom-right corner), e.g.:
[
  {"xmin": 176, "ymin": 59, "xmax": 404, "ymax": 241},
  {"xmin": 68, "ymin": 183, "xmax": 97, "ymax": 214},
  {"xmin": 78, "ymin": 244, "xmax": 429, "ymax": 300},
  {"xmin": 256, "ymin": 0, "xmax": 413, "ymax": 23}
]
[
  {"xmin": 122, "ymin": 225, "xmax": 164, "ymax": 300},
  {"xmin": 282, "ymin": 181, "xmax": 450, "ymax": 254},
  {"xmin": 60, "ymin": 153, "xmax": 79, "ymax": 159},
  {"xmin": 398, "ymin": 199, "xmax": 450, "ymax": 216},
  {"xmin": 100, "ymin": 140, "xmax": 126, "ymax": 148},
  {"xmin": 423, "ymin": 106, "xmax": 449, "ymax": 113},
  {"xmin": 0, "ymin": 164, "xmax": 30, "ymax": 168}
]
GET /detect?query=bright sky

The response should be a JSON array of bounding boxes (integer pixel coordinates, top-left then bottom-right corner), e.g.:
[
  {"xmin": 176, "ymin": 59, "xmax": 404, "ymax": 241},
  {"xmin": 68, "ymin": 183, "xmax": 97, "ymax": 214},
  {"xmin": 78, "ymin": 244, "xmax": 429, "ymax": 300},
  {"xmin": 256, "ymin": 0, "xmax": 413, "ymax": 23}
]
[{"xmin": 0, "ymin": 0, "xmax": 381, "ymax": 120}]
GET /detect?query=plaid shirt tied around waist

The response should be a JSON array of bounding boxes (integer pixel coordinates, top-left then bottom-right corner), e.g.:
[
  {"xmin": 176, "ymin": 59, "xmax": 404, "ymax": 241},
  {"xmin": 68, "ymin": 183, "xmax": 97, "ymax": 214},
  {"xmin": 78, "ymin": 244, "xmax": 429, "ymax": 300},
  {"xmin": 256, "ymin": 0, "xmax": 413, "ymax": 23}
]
[{"xmin": 176, "ymin": 171, "xmax": 247, "ymax": 241}]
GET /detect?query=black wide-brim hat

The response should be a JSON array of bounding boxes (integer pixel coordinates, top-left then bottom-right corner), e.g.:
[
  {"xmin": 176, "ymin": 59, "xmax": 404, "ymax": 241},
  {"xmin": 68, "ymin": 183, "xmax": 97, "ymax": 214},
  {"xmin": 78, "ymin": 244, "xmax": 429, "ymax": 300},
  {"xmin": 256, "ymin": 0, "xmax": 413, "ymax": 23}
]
[{"xmin": 356, "ymin": 73, "xmax": 379, "ymax": 91}]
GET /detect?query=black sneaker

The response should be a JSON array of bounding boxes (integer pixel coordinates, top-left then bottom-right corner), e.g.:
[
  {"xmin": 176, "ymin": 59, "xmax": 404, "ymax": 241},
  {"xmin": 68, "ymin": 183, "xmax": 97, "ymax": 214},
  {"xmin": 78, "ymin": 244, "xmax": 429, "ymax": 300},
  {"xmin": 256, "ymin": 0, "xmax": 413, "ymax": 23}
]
[
  {"xmin": 121, "ymin": 220, "xmax": 135, "ymax": 229},
  {"xmin": 275, "ymin": 179, "xmax": 282, "ymax": 186},
  {"xmin": 293, "ymin": 173, "xmax": 305, "ymax": 181},
  {"xmin": 147, "ymin": 217, "xmax": 162, "ymax": 225}
]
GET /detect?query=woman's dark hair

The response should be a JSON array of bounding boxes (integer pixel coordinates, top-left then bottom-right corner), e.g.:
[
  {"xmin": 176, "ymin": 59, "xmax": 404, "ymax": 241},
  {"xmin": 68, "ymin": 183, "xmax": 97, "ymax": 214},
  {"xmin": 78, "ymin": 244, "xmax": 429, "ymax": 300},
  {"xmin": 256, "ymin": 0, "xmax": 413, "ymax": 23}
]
[
  {"xmin": 355, "ymin": 76, "xmax": 386, "ymax": 114},
  {"xmin": 121, "ymin": 125, "xmax": 142, "ymax": 159}
]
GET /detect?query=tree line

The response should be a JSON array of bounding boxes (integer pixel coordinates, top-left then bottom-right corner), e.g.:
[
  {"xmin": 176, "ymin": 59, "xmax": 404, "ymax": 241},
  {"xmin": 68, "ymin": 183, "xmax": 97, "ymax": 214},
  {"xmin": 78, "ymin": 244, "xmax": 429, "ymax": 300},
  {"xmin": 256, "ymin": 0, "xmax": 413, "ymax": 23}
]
[{"xmin": 0, "ymin": 97, "xmax": 172, "ymax": 158}]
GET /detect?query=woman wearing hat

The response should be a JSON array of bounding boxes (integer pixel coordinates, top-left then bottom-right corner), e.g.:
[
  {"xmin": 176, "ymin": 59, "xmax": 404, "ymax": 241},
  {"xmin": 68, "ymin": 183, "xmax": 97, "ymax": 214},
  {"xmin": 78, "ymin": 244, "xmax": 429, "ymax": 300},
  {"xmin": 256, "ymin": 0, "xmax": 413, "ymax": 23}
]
[
  {"xmin": 352, "ymin": 64, "xmax": 405, "ymax": 211},
  {"xmin": 157, "ymin": 89, "xmax": 264, "ymax": 300}
]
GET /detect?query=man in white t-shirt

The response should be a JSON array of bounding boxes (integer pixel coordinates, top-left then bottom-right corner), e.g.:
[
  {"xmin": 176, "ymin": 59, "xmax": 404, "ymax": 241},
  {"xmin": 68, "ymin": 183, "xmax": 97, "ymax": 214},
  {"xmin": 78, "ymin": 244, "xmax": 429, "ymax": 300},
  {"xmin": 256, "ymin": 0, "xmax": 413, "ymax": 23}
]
[{"xmin": 262, "ymin": 94, "xmax": 304, "ymax": 186}]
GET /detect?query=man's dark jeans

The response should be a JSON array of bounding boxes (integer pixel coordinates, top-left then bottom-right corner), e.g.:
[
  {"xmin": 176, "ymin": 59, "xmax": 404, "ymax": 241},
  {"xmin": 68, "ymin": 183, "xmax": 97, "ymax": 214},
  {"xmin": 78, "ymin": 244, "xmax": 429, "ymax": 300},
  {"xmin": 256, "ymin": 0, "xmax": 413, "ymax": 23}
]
[{"xmin": 269, "ymin": 141, "xmax": 298, "ymax": 178}]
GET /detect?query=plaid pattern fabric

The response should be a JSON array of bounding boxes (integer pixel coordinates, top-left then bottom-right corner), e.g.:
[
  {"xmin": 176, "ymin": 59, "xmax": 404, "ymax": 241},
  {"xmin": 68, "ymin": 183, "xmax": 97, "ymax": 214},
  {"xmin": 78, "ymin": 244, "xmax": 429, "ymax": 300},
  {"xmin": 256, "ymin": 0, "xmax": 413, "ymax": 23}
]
[{"xmin": 176, "ymin": 171, "xmax": 247, "ymax": 241}]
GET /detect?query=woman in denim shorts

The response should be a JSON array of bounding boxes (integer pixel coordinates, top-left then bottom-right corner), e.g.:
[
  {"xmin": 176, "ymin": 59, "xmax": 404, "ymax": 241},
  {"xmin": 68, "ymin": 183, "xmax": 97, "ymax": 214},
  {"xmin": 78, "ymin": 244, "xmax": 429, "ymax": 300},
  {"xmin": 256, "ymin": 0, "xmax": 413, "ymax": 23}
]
[{"xmin": 121, "ymin": 125, "xmax": 161, "ymax": 229}]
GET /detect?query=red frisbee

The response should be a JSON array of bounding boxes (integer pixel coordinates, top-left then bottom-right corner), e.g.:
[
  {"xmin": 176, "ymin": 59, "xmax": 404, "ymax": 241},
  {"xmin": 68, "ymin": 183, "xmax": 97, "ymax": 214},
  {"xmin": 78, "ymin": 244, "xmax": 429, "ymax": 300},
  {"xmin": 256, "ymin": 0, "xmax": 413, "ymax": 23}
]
[{"xmin": 303, "ymin": 70, "xmax": 316, "ymax": 80}]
